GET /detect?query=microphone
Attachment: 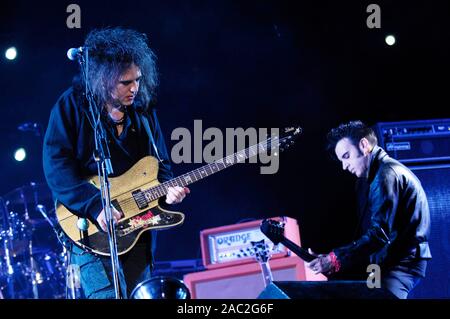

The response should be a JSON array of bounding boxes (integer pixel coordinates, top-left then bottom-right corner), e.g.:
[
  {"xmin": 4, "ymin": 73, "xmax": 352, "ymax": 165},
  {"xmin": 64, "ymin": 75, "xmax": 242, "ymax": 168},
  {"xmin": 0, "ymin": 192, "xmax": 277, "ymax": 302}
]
[{"xmin": 67, "ymin": 46, "xmax": 84, "ymax": 61}]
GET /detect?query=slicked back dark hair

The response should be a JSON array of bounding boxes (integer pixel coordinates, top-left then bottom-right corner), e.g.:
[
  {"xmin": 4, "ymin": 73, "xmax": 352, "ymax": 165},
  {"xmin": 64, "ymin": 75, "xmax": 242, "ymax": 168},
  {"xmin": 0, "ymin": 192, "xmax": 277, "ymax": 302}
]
[
  {"xmin": 327, "ymin": 120, "xmax": 378, "ymax": 159},
  {"xmin": 83, "ymin": 27, "xmax": 158, "ymax": 110}
]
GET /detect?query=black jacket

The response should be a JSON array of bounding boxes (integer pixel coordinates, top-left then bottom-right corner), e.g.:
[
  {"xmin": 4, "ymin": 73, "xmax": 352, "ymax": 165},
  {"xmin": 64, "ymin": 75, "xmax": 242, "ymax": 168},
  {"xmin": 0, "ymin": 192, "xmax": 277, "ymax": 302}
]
[
  {"xmin": 43, "ymin": 87, "xmax": 173, "ymax": 223},
  {"xmin": 333, "ymin": 146, "xmax": 431, "ymax": 277}
]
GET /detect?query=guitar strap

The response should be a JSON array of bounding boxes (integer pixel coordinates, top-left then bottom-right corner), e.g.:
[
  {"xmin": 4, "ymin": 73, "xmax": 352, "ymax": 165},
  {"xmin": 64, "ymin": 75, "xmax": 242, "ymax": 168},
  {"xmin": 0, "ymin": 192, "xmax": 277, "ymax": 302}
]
[{"xmin": 139, "ymin": 108, "xmax": 164, "ymax": 164}]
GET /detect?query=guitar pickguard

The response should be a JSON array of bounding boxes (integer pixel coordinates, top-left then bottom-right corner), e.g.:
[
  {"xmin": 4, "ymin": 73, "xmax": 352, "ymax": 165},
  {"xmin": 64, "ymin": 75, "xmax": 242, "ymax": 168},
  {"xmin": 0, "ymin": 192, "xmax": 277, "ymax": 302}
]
[{"xmin": 77, "ymin": 205, "xmax": 184, "ymax": 256}]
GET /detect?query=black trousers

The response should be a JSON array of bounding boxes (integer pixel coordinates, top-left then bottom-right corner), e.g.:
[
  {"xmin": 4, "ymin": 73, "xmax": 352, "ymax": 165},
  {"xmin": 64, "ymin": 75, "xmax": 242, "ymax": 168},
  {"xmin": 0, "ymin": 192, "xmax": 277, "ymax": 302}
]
[
  {"xmin": 382, "ymin": 260, "xmax": 427, "ymax": 299},
  {"xmin": 120, "ymin": 231, "xmax": 154, "ymax": 297}
]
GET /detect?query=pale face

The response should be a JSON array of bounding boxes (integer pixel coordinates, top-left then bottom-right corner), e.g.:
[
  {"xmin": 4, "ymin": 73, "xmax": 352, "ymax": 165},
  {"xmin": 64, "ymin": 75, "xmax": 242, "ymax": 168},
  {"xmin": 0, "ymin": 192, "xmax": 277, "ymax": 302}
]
[
  {"xmin": 110, "ymin": 63, "xmax": 142, "ymax": 107},
  {"xmin": 335, "ymin": 137, "xmax": 371, "ymax": 178}
]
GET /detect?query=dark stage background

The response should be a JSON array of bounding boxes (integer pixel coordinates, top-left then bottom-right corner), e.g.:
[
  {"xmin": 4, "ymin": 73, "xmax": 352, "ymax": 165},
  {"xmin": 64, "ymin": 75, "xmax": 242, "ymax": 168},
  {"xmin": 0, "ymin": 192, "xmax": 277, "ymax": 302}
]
[{"xmin": 0, "ymin": 1, "xmax": 448, "ymax": 266}]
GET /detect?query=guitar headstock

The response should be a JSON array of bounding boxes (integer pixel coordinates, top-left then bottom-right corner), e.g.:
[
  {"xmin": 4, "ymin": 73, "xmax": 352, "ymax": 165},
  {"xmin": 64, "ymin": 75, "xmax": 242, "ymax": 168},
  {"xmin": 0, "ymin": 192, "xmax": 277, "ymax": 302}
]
[
  {"xmin": 267, "ymin": 126, "xmax": 302, "ymax": 153},
  {"xmin": 260, "ymin": 219, "xmax": 285, "ymax": 245},
  {"xmin": 283, "ymin": 126, "xmax": 302, "ymax": 137},
  {"xmin": 250, "ymin": 239, "xmax": 271, "ymax": 263}
]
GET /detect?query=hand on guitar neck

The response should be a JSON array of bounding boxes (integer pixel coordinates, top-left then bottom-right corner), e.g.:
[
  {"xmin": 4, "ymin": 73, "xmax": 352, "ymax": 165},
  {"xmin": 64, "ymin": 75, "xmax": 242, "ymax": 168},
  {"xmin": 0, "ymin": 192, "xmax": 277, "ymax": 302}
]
[
  {"xmin": 305, "ymin": 248, "xmax": 340, "ymax": 276},
  {"xmin": 165, "ymin": 186, "xmax": 190, "ymax": 205}
]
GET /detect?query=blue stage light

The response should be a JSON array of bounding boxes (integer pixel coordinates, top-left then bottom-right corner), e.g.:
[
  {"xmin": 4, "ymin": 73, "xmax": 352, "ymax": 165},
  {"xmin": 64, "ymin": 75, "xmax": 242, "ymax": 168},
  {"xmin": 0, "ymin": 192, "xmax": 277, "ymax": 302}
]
[
  {"xmin": 385, "ymin": 35, "xmax": 396, "ymax": 46},
  {"xmin": 14, "ymin": 148, "xmax": 26, "ymax": 161},
  {"xmin": 5, "ymin": 47, "xmax": 17, "ymax": 60}
]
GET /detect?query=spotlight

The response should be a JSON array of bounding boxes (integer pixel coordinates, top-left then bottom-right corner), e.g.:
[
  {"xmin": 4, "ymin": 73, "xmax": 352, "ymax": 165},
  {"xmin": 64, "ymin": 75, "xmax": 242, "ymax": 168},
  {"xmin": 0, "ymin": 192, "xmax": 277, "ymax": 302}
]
[
  {"xmin": 5, "ymin": 47, "xmax": 17, "ymax": 60},
  {"xmin": 14, "ymin": 148, "xmax": 26, "ymax": 162},
  {"xmin": 385, "ymin": 35, "xmax": 396, "ymax": 46}
]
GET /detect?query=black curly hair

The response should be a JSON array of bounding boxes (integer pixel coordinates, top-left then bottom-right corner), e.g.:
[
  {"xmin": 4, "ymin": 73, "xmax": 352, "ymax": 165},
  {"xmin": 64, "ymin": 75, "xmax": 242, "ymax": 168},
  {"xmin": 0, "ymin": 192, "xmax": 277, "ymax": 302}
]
[
  {"xmin": 82, "ymin": 27, "xmax": 158, "ymax": 110},
  {"xmin": 327, "ymin": 120, "xmax": 378, "ymax": 158}
]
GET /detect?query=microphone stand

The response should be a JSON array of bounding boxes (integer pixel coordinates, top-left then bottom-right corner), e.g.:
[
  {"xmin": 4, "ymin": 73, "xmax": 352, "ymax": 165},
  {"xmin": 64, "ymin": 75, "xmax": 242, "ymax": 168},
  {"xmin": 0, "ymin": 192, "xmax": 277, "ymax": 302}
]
[{"xmin": 78, "ymin": 48, "xmax": 123, "ymax": 299}]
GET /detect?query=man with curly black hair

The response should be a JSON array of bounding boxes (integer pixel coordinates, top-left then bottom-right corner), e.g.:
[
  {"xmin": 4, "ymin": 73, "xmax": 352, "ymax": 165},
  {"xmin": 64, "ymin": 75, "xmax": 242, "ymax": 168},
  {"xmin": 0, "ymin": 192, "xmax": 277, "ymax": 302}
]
[
  {"xmin": 306, "ymin": 120, "xmax": 431, "ymax": 299},
  {"xmin": 43, "ymin": 27, "xmax": 190, "ymax": 298}
]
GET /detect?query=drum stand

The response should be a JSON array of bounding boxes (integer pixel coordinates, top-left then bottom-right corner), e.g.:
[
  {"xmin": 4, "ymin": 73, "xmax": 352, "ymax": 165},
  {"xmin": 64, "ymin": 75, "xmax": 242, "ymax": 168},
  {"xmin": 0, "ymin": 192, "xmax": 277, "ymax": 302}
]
[
  {"xmin": 20, "ymin": 189, "xmax": 39, "ymax": 299},
  {"xmin": 28, "ymin": 239, "xmax": 39, "ymax": 299},
  {"xmin": 1, "ymin": 198, "xmax": 16, "ymax": 298}
]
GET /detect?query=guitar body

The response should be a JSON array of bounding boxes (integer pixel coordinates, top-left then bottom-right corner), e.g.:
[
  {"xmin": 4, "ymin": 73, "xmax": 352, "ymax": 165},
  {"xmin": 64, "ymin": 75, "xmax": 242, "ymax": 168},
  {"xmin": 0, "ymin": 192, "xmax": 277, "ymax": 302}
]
[{"xmin": 55, "ymin": 156, "xmax": 185, "ymax": 256}]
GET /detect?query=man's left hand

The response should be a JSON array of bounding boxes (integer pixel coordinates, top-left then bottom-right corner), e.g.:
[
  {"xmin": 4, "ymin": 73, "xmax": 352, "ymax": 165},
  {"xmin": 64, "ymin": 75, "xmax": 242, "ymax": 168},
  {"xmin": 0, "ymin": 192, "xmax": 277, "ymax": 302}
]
[{"xmin": 166, "ymin": 186, "xmax": 190, "ymax": 204}]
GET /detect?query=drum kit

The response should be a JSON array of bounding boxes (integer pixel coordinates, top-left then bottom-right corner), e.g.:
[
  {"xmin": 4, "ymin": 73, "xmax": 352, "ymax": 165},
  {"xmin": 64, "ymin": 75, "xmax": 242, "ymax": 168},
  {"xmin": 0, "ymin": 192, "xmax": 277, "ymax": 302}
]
[
  {"xmin": 0, "ymin": 181, "xmax": 190, "ymax": 300},
  {"xmin": 0, "ymin": 182, "xmax": 67, "ymax": 299}
]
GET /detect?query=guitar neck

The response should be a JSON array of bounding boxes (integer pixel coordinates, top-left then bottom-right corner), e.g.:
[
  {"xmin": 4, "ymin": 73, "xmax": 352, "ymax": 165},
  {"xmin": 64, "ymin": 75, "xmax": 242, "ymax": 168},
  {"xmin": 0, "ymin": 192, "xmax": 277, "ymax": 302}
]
[
  {"xmin": 280, "ymin": 237, "xmax": 315, "ymax": 263},
  {"xmin": 258, "ymin": 261, "xmax": 273, "ymax": 287},
  {"xmin": 143, "ymin": 138, "xmax": 275, "ymax": 201}
]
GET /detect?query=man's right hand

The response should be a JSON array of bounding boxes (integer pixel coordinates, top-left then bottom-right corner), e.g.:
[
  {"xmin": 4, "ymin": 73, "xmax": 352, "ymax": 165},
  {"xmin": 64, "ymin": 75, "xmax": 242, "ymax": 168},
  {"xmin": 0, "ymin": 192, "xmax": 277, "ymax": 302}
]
[{"xmin": 96, "ymin": 206, "xmax": 123, "ymax": 232}]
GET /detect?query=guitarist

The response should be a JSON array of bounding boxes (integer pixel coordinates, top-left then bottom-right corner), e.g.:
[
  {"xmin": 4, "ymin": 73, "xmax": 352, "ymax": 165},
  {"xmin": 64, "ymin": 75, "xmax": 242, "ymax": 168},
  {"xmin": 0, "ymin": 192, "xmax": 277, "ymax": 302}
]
[
  {"xmin": 306, "ymin": 121, "xmax": 431, "ymax": 299},
  {"xmin": 43, "ymin": 27, "xmax": 190, "ymax": 298}
]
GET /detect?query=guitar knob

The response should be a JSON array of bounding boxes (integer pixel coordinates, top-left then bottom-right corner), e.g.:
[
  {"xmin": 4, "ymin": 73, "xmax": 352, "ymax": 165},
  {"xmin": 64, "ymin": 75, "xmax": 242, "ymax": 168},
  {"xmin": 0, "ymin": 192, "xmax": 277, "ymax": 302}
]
[{"xmin": 77, "ymin": 218, "xmax": 90, "ymax": 231}]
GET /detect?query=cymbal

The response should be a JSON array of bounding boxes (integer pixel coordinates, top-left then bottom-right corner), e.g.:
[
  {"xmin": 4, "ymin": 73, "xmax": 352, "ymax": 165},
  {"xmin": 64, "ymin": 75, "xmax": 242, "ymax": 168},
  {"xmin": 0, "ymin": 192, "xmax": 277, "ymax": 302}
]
[{"xmin": 2, "ymin": 182, "xmax": 53, "ymax": 206}]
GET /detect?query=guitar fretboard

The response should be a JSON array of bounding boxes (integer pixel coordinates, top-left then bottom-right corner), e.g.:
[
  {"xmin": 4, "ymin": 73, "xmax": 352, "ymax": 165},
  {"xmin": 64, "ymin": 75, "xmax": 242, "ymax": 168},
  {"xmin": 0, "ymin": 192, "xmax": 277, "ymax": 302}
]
[{"xmin": 143, "ymin": 137, "xmax": 278, "ymax": 202}]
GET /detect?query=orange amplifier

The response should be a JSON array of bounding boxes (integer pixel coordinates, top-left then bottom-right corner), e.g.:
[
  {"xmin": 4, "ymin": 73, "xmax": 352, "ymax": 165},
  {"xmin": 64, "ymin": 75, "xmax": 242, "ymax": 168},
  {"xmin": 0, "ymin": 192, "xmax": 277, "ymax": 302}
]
[{"xmin": 200, "ymin": 216, "xmax": 301, "ymax": 269}]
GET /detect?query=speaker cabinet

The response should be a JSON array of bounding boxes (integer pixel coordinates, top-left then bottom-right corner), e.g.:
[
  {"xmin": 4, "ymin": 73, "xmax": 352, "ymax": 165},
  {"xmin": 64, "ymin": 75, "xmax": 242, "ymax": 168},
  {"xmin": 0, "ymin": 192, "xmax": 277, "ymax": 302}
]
[
  {"xmin": 375, "ymin": 119, "xmax": 450, "ymax": 298},
  {"xmin": 183, "ymin": 257, "xmax": 326, "ymax": 299},
  {"xmin": 407, "ymin": 166, "xmax": 450, "ymax": 298}
]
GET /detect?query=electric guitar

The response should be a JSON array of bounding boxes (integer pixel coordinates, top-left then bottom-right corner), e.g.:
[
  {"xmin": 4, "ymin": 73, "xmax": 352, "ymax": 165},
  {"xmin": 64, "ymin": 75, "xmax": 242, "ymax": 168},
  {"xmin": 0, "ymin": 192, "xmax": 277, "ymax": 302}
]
[{"xmin": 56, "ymin": 126, "xmax": 302, "ymax": 256}]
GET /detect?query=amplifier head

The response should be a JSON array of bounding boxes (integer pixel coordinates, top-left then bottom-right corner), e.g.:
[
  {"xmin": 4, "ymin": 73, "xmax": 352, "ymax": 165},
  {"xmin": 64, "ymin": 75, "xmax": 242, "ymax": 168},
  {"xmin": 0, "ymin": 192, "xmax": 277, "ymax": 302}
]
[
  {"xmin": 374, "ymin": 119, "xmax": 450, "ymax": 166},
  {"xmin": 200, "ymin": 216, "xmax": 301, "ymax": 269}
]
